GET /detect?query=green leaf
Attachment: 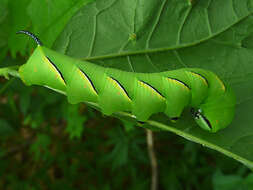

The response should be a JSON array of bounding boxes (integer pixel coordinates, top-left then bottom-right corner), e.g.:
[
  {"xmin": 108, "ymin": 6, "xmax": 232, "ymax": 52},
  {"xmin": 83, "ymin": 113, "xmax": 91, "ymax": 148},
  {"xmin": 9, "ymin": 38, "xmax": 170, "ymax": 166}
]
[
  {"xmin": 29, "ymin": 133, "xmax": 51, "ymax": 161},
  {"xmin": 0, "ymin": 0, "xmax": 10, "ymax": 61},
  {"xmin": 121, "ymin": 120, "xmax": 136, "ymax": 132},
  {"xmin": 212, "ymin": 170, "xmax": 250, "ymax": 190},
  {"xmin": 7, "ymin": 0, "xmax": 31, "ymax": 57},
  {"xmin": 64, "ymin": 104, "xmax": 86, "ymax": 139},
  {"xmin": 0, "ymin": 66, "xmax": 19, "ymax": 79},
  {"xmin": 53, "ymin": 0, "xmax": 253, "ymax": 169},
  {"xmin": 1, "ymin": 0, "xmax": 93, "ymax": 58},
  {"xmin": 103, "ymin": 128, "xmax": 129, "ymax": 169},
  {"xmin": 19, "ymin": 89, "xmax": 31, "ymax": 115},
  {"xmin": 245, "ymin": 173, "xmax": 253, "ymax": 188},
  {"xmin": 0, "ymin": 118, "xmax": 14, "ymax": 138},
  {"xmin": 27, "ymin": 0, "xmax": 93, "ymax": 47}
]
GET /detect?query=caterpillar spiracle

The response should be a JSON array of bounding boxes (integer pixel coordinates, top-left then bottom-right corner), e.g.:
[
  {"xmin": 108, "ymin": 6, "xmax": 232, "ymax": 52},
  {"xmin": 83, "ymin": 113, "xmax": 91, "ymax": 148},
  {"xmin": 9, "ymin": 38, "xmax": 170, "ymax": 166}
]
[{"xmin": 17, "ymin": 31, "xmax": 236, "ymax": 133}]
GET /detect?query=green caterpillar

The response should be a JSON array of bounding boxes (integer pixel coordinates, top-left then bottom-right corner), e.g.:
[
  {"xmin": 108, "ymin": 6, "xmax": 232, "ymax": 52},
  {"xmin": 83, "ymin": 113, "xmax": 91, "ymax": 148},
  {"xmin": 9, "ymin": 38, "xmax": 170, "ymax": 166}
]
[{"xmin": 17, "ymin": 31, "xmax": 236, "ymax": 133}]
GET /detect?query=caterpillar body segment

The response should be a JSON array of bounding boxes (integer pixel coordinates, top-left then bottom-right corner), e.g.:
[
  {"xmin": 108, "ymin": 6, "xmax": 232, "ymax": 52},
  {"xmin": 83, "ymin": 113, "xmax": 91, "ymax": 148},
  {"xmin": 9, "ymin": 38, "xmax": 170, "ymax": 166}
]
[
  {"xmin": 19, "ymin": 46, "xmax": 66, "ymax": 92},
  {"xmin": 66, "ymin": 66, "xmax": 99, "ymax": 104},
  {"xmin": 19, "ymin": 46, "xmax": 236, "ymax": 133}
]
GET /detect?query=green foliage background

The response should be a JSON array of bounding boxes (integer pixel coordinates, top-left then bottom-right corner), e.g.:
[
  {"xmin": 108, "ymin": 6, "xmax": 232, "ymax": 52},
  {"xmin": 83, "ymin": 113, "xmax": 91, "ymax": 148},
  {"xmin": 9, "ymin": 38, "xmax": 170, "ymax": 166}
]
[{"xmin": 0, "ymin": 0, "xmax": 253, "ymax": 189}]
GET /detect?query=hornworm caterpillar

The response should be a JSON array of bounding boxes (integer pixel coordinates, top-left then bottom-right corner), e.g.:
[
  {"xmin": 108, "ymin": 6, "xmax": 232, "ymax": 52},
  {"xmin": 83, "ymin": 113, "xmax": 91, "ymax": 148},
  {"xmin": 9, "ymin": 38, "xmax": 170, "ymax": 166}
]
[{"xmin": 17, "ymin": 31, "xmax": 236, "ymax": 133}]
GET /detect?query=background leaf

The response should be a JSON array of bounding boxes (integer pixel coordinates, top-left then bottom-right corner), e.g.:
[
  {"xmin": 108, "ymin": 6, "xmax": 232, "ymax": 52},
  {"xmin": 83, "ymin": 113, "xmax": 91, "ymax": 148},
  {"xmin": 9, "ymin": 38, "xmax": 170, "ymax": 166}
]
[
  {"xmin": 0, "ymin": 0, "xmax": 93, "ymax": 60},
  {"xmin": 63, "ymin": 103, "xmax": 87, "ymax": 139},
  {"xmin": 27, "ymin": 0, "xmax": 93, "ymax": 47}
]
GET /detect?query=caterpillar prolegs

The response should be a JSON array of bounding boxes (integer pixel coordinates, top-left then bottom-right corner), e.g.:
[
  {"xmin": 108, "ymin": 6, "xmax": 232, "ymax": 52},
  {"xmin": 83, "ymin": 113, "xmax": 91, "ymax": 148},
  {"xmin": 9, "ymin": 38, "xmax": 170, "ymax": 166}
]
[{"xmin": 17, "ymin": 31, "xmax": 236, "ymax": 133}]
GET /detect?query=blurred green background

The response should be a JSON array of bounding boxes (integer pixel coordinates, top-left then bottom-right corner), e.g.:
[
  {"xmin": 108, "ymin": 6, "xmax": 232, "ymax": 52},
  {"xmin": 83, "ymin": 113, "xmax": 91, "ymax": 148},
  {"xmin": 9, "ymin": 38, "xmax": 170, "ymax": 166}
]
[{"xmin": 0, "ymin": 0, "xmax": 253, "ymax": 189}]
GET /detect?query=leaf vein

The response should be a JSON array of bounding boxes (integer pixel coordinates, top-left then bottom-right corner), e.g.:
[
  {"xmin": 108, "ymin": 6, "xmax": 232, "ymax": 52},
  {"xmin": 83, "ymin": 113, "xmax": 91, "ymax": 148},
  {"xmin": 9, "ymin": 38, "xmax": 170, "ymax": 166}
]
[
  {"xmin": 177, "ymin": 6, "xmax": 192, "ymax": 45},
  {"xmin": 127, "ymin": 56, "xmax": 134, "ymax": 72},
  {"xmin": 88, "ymin": 14, "xmax": 97, "ymax": 57},
  {"xmin": 145, "ymin": 0, "xmax": 168, "ymax": 49},
  {"xmin": 145, "ymin": 54, "xmax": 159, "ymax": 72},
  {"xmin": 173, "ymin": 50, "xmax": 187, "ymax": 67}
]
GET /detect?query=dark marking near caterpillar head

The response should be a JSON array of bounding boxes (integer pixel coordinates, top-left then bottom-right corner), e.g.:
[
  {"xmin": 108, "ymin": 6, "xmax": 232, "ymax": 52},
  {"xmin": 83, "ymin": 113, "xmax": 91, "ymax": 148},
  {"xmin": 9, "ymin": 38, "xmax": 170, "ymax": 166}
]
[
  {"xmin": 46, "ymin": 56, "xmax": 66, "ymax": 85},
  {"xmin": 16, "ymin": 30, "xmax": 43, "ymax": 46},
  {"xmin": 168, "ymin": 77, "xmax": 191, "ymax": 90},
  {"xmin": 79, "ymin": 69, "xmax": 98, "ymax": 95},
  {"xmin": 190, "ymin": 108, "xmax": 196, "ymax": 116},
  {"xmin": 109, "ymin": 77, "xmax": 131, "ymax": 100},
  {"xmin": 191, "ymin": 108, "xmax": 212, "ymax": 129},
  {"xmin": 199, "ymin": 113, "xmax": 212, "ymax": 129},
  {"xmin": 171, "ymin": 117, "xmax": 179, "ymax": 121},
  {"xmin": 189, "ymin": 71, "xmax": 209, "ymax": 86},
  {"xmin": 139, "ymin": 80, "xmax": 165, "ymax": 98},
  {"xmin": 138, "ymin": 121, "xmax": 145, "ymax": 124}
]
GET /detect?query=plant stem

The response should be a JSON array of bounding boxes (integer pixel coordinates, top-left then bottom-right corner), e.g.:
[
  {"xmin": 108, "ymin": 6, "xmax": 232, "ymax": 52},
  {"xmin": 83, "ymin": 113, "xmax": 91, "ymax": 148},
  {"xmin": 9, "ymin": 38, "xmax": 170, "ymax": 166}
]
[{"xmin": 146, "ymin": 129, "xmax": 158, "ymax": 190}]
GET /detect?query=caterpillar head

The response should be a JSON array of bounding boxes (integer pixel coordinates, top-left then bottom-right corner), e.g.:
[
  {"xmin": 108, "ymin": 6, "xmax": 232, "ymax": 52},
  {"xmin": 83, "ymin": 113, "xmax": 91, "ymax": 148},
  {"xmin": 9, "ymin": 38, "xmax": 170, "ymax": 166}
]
[{"xmin": 191, "ymin": 89, "xmax": 236, "ymax": 133}]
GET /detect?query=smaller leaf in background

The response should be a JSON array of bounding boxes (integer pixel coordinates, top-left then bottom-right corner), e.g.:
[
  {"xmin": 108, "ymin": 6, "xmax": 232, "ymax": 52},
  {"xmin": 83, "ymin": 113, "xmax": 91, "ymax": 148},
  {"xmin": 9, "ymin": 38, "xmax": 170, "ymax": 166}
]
[
  {"xmin": 30, "ymin": 113, "xmax": 44, "ymax": 129},
  {"xmin": 0, "ymin": 0, "xmax": 10, "ymax": 62},
  {"xmin": 7, "ymin": 0, "xmax": 31, "ymax": 57},
  {"xmin": 27, "ymin": 0, "xmax": 93, "ymax": 48},
  {"xmin": 29, "ymin": 133, "xmax": 51, "ymax": 161},
  {"xmin": 183, "ymin": 141, "xmax": 198, "ymax": 165},
  {"xmin": 0, "ymin": 0, "xmax": 8, "ymax": 24},
  {"xmin": 0, "ymin": 118, "xmax": 14, "ymax": 138},
  {"xmin": 245, "ymin": 173, "xmax": 253, "ymax": 189},
  {"xmin": 64, "ymin": 103, "xmax": 87, "ymax": 139},
  {"xmin": 5, "ymin": 178, "xmax": 36, "ymax": 190},
  {"xmin": 121, "ymin": 120, "xmax": 136, "ymax": 132},
  {"xmin": 102, "ymin": 127, "xmax": 129, "ymax": 169},
  {"xmin": 106, "ymin": 140, "xmax": 129, "ymax": 170},
  {"xmin": 161, "ymin": 170, "xmax": 182, "ymax": 190},
  {"xmin": 102, "ymin": 127, "xmax": 147, "ymax": 170},
  {"xmin": 50, "ymin": 180, "xmax": 76, "ymax": 190},
  {"xmin": 23, "ymin": 112, "xmax": 44, "ymax": 129},
  {"xmin": 19, "ymin": 88, "xmax": 32, "ymax": 115},
  {"xmin": 212, "ymin": 169, "xmax": 252, "ymax": 190},
  {"xmin": 0, "ymin": 67, "xmax": 18, "ymax": 80},
  {"xmin": 23, "ymin": 114, "xmax": 32, "ymax": 125}
]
